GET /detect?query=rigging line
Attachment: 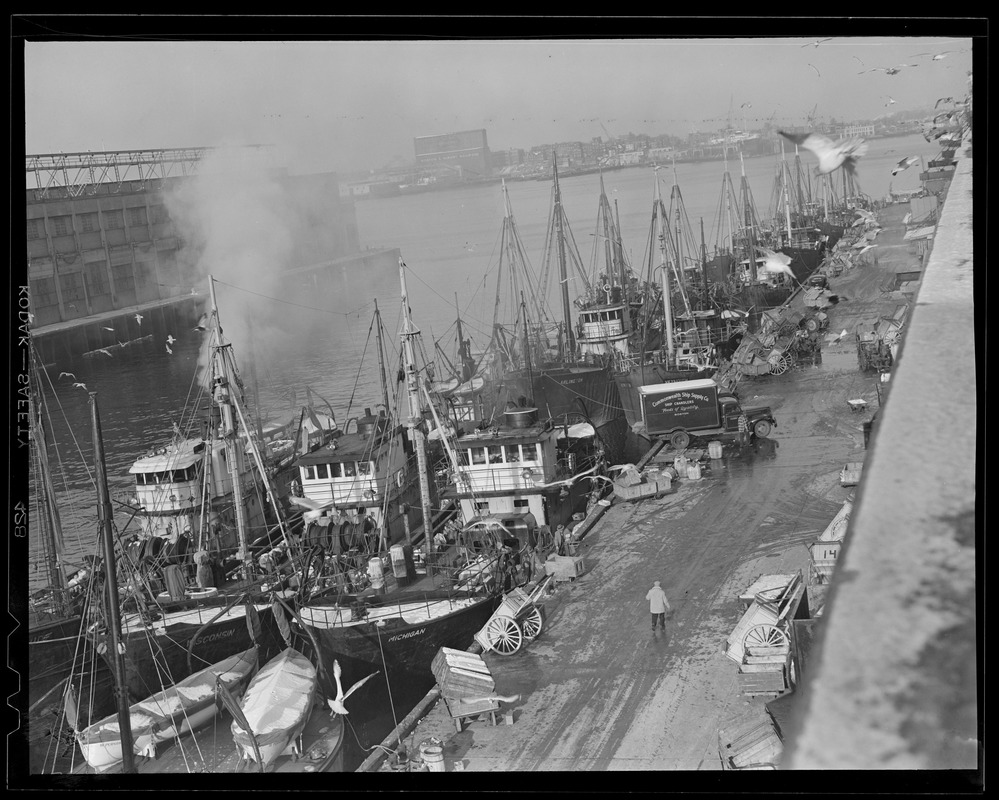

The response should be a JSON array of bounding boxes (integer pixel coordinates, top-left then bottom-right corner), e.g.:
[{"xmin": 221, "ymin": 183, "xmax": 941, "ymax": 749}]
[
  {"xmin": 374, "ymin": 620, "xmax": 401, "ymax": 737},
  {"xmin": 211, "ymin": 277, "xmax": 375, "ymax": 319}
]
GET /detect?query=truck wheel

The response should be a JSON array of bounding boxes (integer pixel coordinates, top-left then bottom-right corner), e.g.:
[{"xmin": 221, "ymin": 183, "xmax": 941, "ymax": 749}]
[
  {"xmin": 670, "ymin": 431, "xmax": 690, "ymax": 450},
  {"xmin": 753, "ymin": 420, "xmax": 772, "ymax": 439},
  {"xmin": 804, "ymin": 317, "xmax": 819, "ymax": 333}
]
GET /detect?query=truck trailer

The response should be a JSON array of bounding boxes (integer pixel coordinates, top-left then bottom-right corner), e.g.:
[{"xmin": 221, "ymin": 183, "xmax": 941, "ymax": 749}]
[{"xmin": 637, "ymin": 378, "xmax": 777, "ymax": 450}]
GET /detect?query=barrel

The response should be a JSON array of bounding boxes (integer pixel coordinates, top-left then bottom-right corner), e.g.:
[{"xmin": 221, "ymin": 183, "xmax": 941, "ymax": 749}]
[
  {"xmin": 391, "ymin": 544, "xmax": 416, "ymax": 585},
  {"xmin": 687, "ymin": 462, "xmax": 702, "ymax": 480},
  {"xmin": 708, "ymin": 440, "xmax": 723, "ymax": 459},
  {"xmin": 420, "ymin": 744, "xmax": 445, "ymax": 772},
  {"xmin": 662, "ymin": 466, "xmax": 679, "ymax": 481}
]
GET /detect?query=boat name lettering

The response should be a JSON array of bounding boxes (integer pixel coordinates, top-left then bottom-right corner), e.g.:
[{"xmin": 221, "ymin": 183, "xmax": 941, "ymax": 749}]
[
  {"xmin": 197, "ymin": 628, "xmax": 236, "ymax": 643},
  {"xmin": 558, "ymin": 378, "xmax": 583, "ymax": 386},
  {"xmin": 387, "ymin": 627, "xmax": 426, "ymax": 642},
  {"xmin": 650, "ymin": 391, "xmax": 711, "ymax": 409}
]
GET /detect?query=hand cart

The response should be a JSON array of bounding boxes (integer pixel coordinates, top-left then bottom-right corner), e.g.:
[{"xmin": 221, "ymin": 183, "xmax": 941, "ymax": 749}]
[{"xmin": 473, "ymin": 576, "xmax": 552, "ymax": 655}]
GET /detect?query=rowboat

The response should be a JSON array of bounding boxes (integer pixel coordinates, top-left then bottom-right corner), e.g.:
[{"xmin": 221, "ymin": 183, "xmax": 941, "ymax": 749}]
[
  {"xmin": 75, "ymin": 645, "xmax": 258, "ymax": 772},
  {"xmin": 231, "ymin": 647, "xmax": 318, "ymax": 770}
]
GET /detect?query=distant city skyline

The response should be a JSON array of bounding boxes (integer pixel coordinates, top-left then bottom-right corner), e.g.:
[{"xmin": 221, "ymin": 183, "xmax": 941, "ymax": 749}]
[{"xmin": 20, "ymin": 25, "xmax": 975, "ymax": 175}]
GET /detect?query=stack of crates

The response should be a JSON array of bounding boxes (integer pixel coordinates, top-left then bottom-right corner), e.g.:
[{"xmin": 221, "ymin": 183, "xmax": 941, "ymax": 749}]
[{"xmin": 431, "ymin": 647, "xmax": 495, "ymax": 701}]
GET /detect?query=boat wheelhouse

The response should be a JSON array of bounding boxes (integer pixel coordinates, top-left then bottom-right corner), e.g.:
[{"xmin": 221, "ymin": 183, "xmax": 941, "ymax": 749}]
[
  {"xmin": 443, "ymin": 405, "xmax": 601, "ymax": 532},
  {"xmin": 294, "ymin": 407, "xmax": 427, "ymax": 556}
]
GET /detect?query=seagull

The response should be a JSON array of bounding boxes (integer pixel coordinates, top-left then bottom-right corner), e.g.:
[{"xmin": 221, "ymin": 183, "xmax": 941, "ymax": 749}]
[
  {"xmin": 891, "ymin": 156, "xmax": 919, "ymax": 176},
  {"xmin": 328, "ymin": 660, "xmax": 380, "ymax": 716},
  {"xmin": 884, "ymin": 96, "xmax": 896, "ymax": 107},
  {"xmin": 861, "ymin": 63, "xmax": 915, "ymax": 76},
  {"xmin": 935, "ymin": 96, "xmax": 955, "ymax": 109},
  {"xmin": 759, "ymin": 248, "xmax": 796, "ymax": 280},
  {"xmin": 807, "ymin": 63, "xmax": 821, "ymax": 78},
  {"xmin": 102, "ymin": 326, "xmax": 115, "ymax": 332},
  {"xmin": 289, "ymin": 495, "xmax": 338, "ymax": 524},
  {"xmin": 165, "ymin": 344, "xmax": 173, "ymax": 355},
  {"xmin": 857, "ymin": 244, "xmax": 877, "ymax": 257},
  {"xmin": 59, "ymin": 372, "xmax": 76, "ymax": 381},
  {"xmin": 166, "ymin": 334, "xmax": 176, "ymax": 345},
  {"xmin": 96, "ymin": 348, "xmax": 113, "ymax": 358},
  {"xmin": 801, "ymin": 37, "xmax": 832, "ymax": 48},
  {"xmin": 831, "ymin": 329, "xmax": 849, "ymax": 344},
  {"xmin": 740, "ymin": 102, "xmax": 752, "ymax": 109},
  {"xmin": 778, "ymin": 131, "xmax": 868, "ymax": 176},
  {"xmin": 134, "ymin": 313, "xmax": 143, "ymax": 325},
  {"xmin": 72, "ymin": 382, "xmax": 88, "ymax": 391}
]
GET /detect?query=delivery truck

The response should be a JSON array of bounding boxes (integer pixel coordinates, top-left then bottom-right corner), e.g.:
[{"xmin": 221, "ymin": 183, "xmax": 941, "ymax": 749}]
[{"xmin": 637, "ymin": 378, "xmax": 777, "ymax": 450}]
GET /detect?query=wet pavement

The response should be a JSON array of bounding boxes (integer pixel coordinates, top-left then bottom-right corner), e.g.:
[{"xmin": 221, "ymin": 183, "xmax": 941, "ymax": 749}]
[{"xmin": 381, "ymin": 203, "xmax": 912, "ymax": 773}]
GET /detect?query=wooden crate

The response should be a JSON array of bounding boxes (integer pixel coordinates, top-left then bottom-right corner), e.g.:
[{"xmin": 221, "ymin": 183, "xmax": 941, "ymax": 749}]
[
  {"xmin": 737, "ymin": 666, "xmax": 787, "ymax": 697},
  {"xmin": 545, "ymin": 555, "xmax": 585, "ymax": 582},
  {"xmin": 443, "ymin": 696, "xmax": 500, "ymax": 733}
]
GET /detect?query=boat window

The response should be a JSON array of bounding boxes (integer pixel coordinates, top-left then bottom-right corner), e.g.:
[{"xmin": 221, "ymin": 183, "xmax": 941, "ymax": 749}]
[
  {"xmin": 488, "ymin": 445, "xmax": 504, "ymax": 464},
  {"xmin": 521, "ymin": 444, "xmax": 539, "ymax": 463},
  {"xmin": 343, "ymin": 462, "xmax": 357, "ymax": 477},
  {"xmin": 514, "ymin": 498, "xmax": 529, "ymax": 509},
  {"xmin": 357, "ymin": 461, "xmax": 372, "ymax": 476},
  {"xmin": 305, "ymin": 465, "xmax": 316, "ymax": 480},
  {"xmin": 469, "ymin": 447, "xmax": 486, "ymax": 465},
  {"xmin": 136, "ymin": 473, "xmax": 146, "ymax": 485},
  {"xmin": 475, "ymin": 501, "xmax": 490, "ymax": 514},
  {"xmin": 506, "ymin": 445, "xmax": 521, "ymax": 463}
]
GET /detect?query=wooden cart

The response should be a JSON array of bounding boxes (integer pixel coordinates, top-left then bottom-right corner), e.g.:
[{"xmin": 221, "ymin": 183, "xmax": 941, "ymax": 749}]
[{"xmin": 473, "ymin": 578, "xmax": 551, "ymax": 656}]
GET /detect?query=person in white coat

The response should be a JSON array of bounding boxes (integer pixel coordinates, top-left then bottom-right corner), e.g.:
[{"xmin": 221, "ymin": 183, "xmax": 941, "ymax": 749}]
[{"xmin": 646, "ymin": 580, "xmax": 671, "ymax": 632}]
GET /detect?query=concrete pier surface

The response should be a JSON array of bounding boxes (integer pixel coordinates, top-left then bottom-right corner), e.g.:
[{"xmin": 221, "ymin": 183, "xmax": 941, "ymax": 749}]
[{"xmin": 365, "ymin": 198, "xmax": 966, "ymax": 777}]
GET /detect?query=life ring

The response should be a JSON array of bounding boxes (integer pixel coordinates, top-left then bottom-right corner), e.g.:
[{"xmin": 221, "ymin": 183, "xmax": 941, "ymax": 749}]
[
  {"xmin": 603, "ymin": 283, "xmax": 611, "ymax": 293},
  {"xmin": 396, "ymin": 469, "xmax": 406, "ymax": 489}
]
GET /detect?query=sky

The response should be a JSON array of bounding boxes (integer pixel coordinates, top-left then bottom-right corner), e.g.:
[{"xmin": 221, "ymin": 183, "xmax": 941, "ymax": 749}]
[{"xmin": 21, "ymin": 29, "xmax": 975, "ymax": 176}]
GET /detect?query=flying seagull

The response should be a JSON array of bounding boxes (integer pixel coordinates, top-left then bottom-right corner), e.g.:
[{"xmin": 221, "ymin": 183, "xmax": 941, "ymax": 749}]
[
  {"xmin": 861, "ymin": 63, "xmax": 916, "ymax": 76},
  {"xmin": 165, "ymin": 344, "xmax": 173, "ymax": 355},
  {"xmin": 328, "ymin": 660, "xmax": 380, "ymax": 716},
  {"xmin": 72, "ymin": 382, "xmax": 88, "ymax": 391},
  {"xmin": 759, "ymin": 248, "xmax": 796, "ymax": 281},
  {"xmin": 884, "ymin": 96, "xmax": 896, "ymax": 107},
  {"xmin": 801, "ymin": 37, "xmax": 832, "ymax": 48},
  {"xmin": 891, "ymin": 156, "xmax": 919, "ymax": 176},
  {"xmin": 96, "ymin": 348, "xmax": 113, "ymax": 358},
  {"xmin": 59, "ymin": 371, "xmax": 76, "ymax": 381},
  {"xmin": 166, "ymin": 334, "xmax": 176, "ymax": 345},
  {"xmin": 778, "ymin": 131, "xmax": 868, "ymax": 176},
  {"xmin": 102, "ymin": 326, "xmax": 115, "ymax": 331},
  {"xmin": 288, "ymin": 494, "xmax": 338, "ymax": 524},
  {"xmin": 935, "ymin": 96, "xmax": 955, "ymax": 109},
  {"xmin": 135, "ymin": 313, "xmax": 143, "ymax": 325}
]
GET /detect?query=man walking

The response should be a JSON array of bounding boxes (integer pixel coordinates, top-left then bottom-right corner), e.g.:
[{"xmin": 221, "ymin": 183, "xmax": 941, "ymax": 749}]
[
  {"xmin": 646, "ymin": 580, "xmax": 671, "ymax": 632},
  {"xmin": 737, "ymin": 412, "xmax": 750, "ymax": 447}
]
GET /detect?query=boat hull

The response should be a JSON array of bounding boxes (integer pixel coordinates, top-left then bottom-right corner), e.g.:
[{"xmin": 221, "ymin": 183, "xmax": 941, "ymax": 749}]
[{"xmin": 298, "ymin": 592, "xmax": 502, "ymax": 708}]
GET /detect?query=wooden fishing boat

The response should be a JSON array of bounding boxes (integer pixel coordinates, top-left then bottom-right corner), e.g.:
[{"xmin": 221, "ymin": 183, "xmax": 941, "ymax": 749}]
[
  {"xmin": 75, "ymin": 645, "xmax": 258, "ymax": 772},
  {"xmin": 230, "ymin": 647, "xmax": 317, "ymax": 770}
]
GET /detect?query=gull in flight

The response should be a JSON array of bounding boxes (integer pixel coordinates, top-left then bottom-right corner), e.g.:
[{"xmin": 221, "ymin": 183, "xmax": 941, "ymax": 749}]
[
  {"xmin": 165, "ymin": 344, "xmax": 173, "ymax": 355},
  {"xmin": 801, "ymin": 37, "xmax": 832, "ymax": 48},
  {"xmin": 166, "ymin": 334, "xmax": 176, "ymax": 345},
  {"xmin": 935, "ymin": 96, "xmax": 955, "ymax": 109},
  {"xmin": 884, "ymin": 96, "xmax": 896, "ymax": 107},
  {"xmin": 759, "ymin": 248, "xmax": 796, "ymax": 281},
  {"xmin": 72, "ymin": 382, "xmax": 88, "ymax": 391},
  {"xmin": 860, "ymin": 63, "xmax": 916, "ymax": 76},
  {"xmin": 830, "ymin": 329, "xmax": 850, "ymax": 344},
  {"xmin": 891, "ymin": 156, "xmax": 919, "ymax": 176},
  {"xmin": 778, "ymin": 131, "xmax": 868, "ymax": 176},
  {"xmin": 59, "ymin": 371, "xmax": 76, "ymax": 381},
  {"xmin": 96, "ymin": 348, "xmax": 113, "ymax": 358},
  {"xmin": 135, "ymin": 313, "xmax": 143, "ymax": 325},
  {"xmin": 857, "ymin": 244, "xmax": 878, "ymax": 258},
  {"xmin": 328, "ymin": 660, "xmax": 380, "ymax": 716},
  {"xmin": 289, "ymin": 495, "xmax": 338, "ymax": 524},
  {"xmin": 852, "ymin": 208, "xmax": 878, "ymax": 227},
  {"xmin": 103, "ymin": 326, "xmax": 115, "ymax": 332}
]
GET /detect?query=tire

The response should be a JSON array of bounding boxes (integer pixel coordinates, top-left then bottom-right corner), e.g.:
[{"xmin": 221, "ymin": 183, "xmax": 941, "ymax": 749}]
[
  {"xmin": 753, "ymin": 419, "xmax": 772, "ymax": 439},
  {"xmin": 670, "ymin": 430, "xmax": 690, "ymax": 450},
  {"xmin": 804, "ymin": 317, "xmax": 819, "ymax": 333}
]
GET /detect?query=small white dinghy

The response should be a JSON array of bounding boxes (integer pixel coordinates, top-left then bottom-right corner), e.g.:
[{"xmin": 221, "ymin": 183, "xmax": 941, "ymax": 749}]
[
  {"xmin": 76, "ymin": 645, "xmax": 259, "ymax": 772},
  {"xmin": 231, "ymin": 647, "xmax": 318, "ymax": 770}
]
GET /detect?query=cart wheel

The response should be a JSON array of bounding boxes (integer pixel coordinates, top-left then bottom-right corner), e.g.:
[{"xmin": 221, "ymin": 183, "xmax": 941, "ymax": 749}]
[
  {"xmin": 520, "ymin": 606, "xmax": 545, "ymax": 641},
  {"xmin": 744, "ymin": 624, "xmax": 787, "ymax": 650},
  {"xmin": 753, "ymin": 419, "xmax": 772, "ymax": 439},
  {"xmin": 769, "ymin": 355, "xmax": 790, "ymax": 375},
  {"xmin": 485, "ymin": 616, "xmax": 523, "ymax": 655},
  {"xmin": 670, "ymin": 430, "xmax": 690, "ymax": 450}
]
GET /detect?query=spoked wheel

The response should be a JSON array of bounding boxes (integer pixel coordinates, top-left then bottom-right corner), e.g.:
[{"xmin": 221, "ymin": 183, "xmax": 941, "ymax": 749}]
[
  {"xmin": 744, "ymin": 624, "xmax": 788, "ymax": 651},
  {"xmin": 520, "ymin": 605, "xmax": 545, "ymax": 641},
  {"xmin": 769, "ymin": 355, "xmax": 790, "ymax": 375},
  {"xmin": 485, "ymin": 616, "xmax": 523, "ymax": 655}
]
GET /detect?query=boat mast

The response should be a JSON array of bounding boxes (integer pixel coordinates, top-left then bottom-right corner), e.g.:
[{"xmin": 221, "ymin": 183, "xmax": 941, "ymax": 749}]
[
  {"xmin": 373, "ymin": 299, "xmax": 392, "ymax": 414},
  {"xmin": 552, "ymin": 152, "xmax": 575, "ymax": 358},
  {"xmin": 207, "ymin": 277, "xmax": 254, "ymax": 579},
  {"xmin": 782, "ymin": 139, "xmax": 793, "ymax": 247},
  {"xmin": 90, "ymin": 392, "xmax": 136, "ymax": 774},
  {"xmin": 29, "ymin": 348, "xmax": 67, "ymax": 598},
  {"xmin": 613, "ymin": 198, "xmax": 628, "ymax": 293},
  {"xmin": 739, "ymin": 153, "xmax": 758, "ymax": 283},
  {"xmin": 398, "ymin": 258, "xmax": 434, "ymax": 550},
  {"xmin": 654, "ymin": 167, "xmax": 675, "ymax": 365}
]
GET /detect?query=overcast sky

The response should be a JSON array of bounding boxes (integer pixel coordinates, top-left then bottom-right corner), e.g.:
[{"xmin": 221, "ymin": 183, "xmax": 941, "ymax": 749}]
[{"xmin": 23, "ymin": 33, "xmax": 974, "ymax": 174}]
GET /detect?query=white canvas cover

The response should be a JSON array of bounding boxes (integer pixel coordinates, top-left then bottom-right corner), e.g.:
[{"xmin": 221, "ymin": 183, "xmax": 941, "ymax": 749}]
[{"xmin": 236, "ymin": 648, "xmax": 316, "ymax": 742}]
